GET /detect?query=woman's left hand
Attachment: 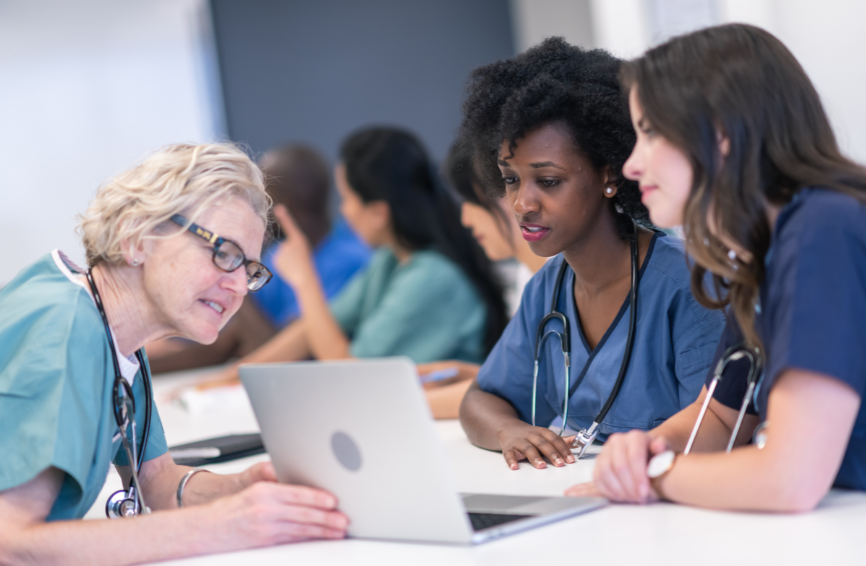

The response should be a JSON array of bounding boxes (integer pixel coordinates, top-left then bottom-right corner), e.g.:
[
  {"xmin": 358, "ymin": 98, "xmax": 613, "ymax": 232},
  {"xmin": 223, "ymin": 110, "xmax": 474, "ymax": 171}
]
[{"xmin": 273, "ymin": 204, "xmax": 316, "ymax": 288}]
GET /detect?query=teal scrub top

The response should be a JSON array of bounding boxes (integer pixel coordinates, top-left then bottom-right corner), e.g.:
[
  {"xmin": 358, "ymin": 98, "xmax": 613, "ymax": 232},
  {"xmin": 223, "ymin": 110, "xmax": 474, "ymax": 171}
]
[
  {"xmin": 0, "ymin": 252, "xmax": 168, "ymax": 521},
  {"xmin": 330, "ymin": 248, "xmax": 487, "ymax": 363}
]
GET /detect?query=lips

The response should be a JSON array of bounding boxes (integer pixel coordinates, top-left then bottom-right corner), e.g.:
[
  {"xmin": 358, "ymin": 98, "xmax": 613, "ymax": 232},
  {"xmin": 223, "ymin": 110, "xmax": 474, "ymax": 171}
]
[
  {"xmin": 639, "ymin": 185, "xmax": 658, "ymax": 203},
  {"xmin": 200, "ymin": 299, "xmax": 226, "ymax": 315},
  {"xmin": 520, "ymin": 224, "xmax": 550, "ymax": 242}
]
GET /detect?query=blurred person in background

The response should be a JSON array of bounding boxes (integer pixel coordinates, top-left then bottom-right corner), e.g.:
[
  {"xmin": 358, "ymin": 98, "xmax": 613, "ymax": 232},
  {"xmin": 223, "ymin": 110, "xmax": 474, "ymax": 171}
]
[
  {"xmin": 421, "ymin": 140, "xmax": 549, "ymax": 418},
  {"xmin": 205, "ymin": 126, "xmax": 509, "ymax": 389},
  {"xmin": 147, "ymin": 144, "xmax": 370, "ymax": 373}
]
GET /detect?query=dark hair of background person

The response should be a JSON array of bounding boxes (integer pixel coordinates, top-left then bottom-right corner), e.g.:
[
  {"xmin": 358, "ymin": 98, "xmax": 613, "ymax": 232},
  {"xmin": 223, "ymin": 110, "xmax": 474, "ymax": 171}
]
[
  {"xmin": 459, "ymin": 36, "xmax": 651, "ymax": 240},
  {"xmin": 339, "ymin": 126, "xmax": 509, "ymax": 354},
  {"xmin": 261, "ymin": 144, "xmax": 331, "ymax": 245},
  {"xmin": 445, "ymin": 140, "xmax": 514, "ymax": 243},
  {"xmin": 621, "ymin": 23, "xmax": 866, "ymax": 349}
]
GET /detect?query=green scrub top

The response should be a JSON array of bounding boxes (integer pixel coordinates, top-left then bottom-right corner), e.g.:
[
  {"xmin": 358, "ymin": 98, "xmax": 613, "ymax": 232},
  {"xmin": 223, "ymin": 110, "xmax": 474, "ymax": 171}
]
[
  {"xmin": 0, "ymin": 252, "xmax": 168, "ymax": 520},
  {"xmin": 330, "ymin": 248, "xmax": 487, "ymax": 363}
]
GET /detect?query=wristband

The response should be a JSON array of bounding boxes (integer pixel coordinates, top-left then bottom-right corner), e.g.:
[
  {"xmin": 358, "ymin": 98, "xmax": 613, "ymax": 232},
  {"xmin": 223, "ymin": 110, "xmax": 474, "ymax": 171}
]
[{"xmin": 176, "ymin": 469, "xmax": 210, "ymax": 508}]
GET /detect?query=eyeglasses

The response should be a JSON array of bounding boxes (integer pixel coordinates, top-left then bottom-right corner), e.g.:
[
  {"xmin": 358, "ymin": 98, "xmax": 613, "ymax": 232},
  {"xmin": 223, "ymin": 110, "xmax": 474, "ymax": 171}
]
[{"xmin": 169, "ymin": 214, "xmax": 272, "ymax": 292}]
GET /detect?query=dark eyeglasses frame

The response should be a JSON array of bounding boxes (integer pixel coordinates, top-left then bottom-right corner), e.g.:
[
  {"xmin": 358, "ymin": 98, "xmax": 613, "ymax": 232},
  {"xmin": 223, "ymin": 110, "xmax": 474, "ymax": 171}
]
[{"xmin": 169, "ymin": 214, "xmax": 272, "ymax": 292}]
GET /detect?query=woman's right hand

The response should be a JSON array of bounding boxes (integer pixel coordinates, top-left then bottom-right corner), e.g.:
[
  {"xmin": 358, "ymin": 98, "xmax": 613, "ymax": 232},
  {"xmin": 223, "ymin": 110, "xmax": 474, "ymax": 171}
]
[
  {"xmin": 497, "ymin": 421, "xmax": 576, "ymax": 470},
  {"xmin": 580, "ymin": 430, "xmax": 671, "ymax": 503},
  {"xmin": 202, "ymin": 481, "xmax": 348, "ymax": 550}
]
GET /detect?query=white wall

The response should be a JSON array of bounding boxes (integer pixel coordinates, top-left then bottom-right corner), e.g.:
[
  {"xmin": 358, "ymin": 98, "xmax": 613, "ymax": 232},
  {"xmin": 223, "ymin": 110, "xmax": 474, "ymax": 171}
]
[
  {"xmin": 512, "ymin": 0, "xmax": 866, "ymax": 167},
  {"xmin": 0, "ymin": 0, "xmax": 219, "ymax": 285}
]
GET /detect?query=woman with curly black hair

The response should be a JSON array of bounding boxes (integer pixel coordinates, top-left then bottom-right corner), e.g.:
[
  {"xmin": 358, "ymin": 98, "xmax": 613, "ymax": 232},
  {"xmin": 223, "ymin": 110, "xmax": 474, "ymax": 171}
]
[{"xmin": 459, "ymin": 37, "xmax": 726, "ymax": 471}]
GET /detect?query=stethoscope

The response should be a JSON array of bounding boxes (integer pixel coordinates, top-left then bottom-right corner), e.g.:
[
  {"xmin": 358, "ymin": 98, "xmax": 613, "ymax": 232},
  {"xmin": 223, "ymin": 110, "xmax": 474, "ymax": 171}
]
[
  {"xmin": 646, "ymin": 343, "xmax": 765, "ymax": 478},
  {"xmin": 84, "ymin": 269, "xmax": 153, "ymax": 518},
  {"xmin": 684, "ymin": 343, "xmax": 764, "ymax": 454},
  {"xmin": 531, "ymin": 224, "xmax": 639, "ymax": 459}
]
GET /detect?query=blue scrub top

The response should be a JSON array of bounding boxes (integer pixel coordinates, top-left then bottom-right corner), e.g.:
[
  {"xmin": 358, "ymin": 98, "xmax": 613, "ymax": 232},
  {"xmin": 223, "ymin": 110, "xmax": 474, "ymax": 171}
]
[
  {"xmin": 478, "ymin": 233, "xmax": 726, "ymax": 438},
  {"xmin": 708, "ymin": 188, "xmax": 866, "ymax": 491},
  {"xmin": 251, "ymin": 219, "xmax": 371, "ymax": 327},
  {"xmin": 0, "ymin": 252, "xmax": 168, "ymax": 520}
]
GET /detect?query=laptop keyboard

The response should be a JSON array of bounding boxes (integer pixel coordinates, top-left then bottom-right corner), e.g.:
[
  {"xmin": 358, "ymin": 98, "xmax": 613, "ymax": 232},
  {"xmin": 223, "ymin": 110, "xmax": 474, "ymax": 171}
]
[{"xmin": 468, "ymin": 512, "xmax": 533, "ymax": 531}]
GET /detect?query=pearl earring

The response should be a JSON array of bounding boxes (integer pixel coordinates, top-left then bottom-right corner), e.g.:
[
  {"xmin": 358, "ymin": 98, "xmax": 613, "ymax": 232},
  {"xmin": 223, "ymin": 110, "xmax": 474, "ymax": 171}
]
[{"xmin": 605, "ymin": 187, "xmax": 614, "ymax": 195}]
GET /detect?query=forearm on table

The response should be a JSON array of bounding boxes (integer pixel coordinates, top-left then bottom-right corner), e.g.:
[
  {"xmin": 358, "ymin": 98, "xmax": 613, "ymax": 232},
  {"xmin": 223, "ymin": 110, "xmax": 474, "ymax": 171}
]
[
  {"xmin": 657, "ymin": 370, "xmax": 859, "ymax": 512},
  {"xmin": 293, "ymin": 276, "xmax": 350, "ymax": 360},
  {"xmin": 459, "ymin": 381, "xmax": 523, "ymax": 450},
  {"xmin": 656, "ymin": 446, "xmax": 800, "ymax": 511},
  {"xmin": 6, "ymin": 504, "xmax": 225, "ymax": 566},
  {"xmin": 426, "ymin": 379, "xmax": 473, "ymax": 420}
]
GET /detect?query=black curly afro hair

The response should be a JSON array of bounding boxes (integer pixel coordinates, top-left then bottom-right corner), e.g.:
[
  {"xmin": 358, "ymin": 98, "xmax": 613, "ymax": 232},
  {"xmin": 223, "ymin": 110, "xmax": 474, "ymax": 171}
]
[{"xmin": 460, "ymin": 37, "xmax": 651, "ymax": 238}]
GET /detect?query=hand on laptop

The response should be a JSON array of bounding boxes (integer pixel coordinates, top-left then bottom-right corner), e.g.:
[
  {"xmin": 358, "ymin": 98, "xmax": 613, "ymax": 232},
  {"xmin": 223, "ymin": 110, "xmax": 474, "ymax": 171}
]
[
  {"xmin": 497, "ymin": 422, "xmax": 577, "ymax": 470},
  {"xmin": 203, "ymin": 462, "xmax": 349, "ymax": 548}
]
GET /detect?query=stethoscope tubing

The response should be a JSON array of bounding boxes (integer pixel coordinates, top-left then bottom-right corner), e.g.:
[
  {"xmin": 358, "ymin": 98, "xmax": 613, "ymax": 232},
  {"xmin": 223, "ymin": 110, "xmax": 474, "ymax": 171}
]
[
  {"xmin": 532, "ymin": 224, "xmax": 639, "ymax": 435},
  {"xmin": 684, "ymin": 344, "xmax": 762, "ymax": 455},
  {"xmin": 85, "ymin": 268, "xmax": 152, "ymax": 516}
]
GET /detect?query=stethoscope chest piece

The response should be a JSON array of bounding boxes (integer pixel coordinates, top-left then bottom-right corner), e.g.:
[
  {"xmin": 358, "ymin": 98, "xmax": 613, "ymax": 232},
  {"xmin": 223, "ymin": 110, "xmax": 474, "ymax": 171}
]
[
  {"xmin": 571, "ymin": 422, "xmax": 600, "ymax": 458},
  {"xmin": 106, "ymin": 488, "xmax": 143, "ymax": 518}
]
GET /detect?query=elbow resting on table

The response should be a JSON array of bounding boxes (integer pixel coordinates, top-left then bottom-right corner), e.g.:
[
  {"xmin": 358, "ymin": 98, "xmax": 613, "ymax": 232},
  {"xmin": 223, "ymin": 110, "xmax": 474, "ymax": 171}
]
[{"xmin": 748, "ymin": 454, "xmax": 830, "ymax": 513}]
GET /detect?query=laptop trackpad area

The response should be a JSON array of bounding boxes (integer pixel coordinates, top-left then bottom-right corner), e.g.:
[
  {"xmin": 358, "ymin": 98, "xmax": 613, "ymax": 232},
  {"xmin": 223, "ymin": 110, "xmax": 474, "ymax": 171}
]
[{"xmin": 462, "ymin": 493, "xmax": 582, "ymax": 515}]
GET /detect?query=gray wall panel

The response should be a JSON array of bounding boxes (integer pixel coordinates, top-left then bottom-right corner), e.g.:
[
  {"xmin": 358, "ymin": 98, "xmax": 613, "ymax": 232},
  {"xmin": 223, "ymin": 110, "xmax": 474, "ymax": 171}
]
[{"xmin": 210, "ymin": 0, "xmax": 515, "ymax": 163}]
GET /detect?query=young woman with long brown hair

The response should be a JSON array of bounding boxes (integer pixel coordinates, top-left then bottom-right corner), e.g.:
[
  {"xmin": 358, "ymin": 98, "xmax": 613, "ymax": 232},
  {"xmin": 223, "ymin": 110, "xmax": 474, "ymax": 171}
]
[{"xmin": 568, "ymin": 23, "xmax": 866, "ymax": 511}]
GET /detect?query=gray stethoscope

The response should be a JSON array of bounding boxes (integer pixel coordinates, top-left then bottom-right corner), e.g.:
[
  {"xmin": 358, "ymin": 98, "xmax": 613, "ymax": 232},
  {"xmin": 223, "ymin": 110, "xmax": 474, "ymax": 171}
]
[
  {"xmin": 684, "ymin": 343, "xmax": 764, "ymax": 455},
  {"xmin": 85, "ymin": 269, "xmax": 153, "ymax": 518},
  {"xmin": 647, "ymin": 343, "xmax": 765, "ymax": 479},
  {"xmin": 532, "ymin": 226, "xmax": 639, "ymax": 459}
]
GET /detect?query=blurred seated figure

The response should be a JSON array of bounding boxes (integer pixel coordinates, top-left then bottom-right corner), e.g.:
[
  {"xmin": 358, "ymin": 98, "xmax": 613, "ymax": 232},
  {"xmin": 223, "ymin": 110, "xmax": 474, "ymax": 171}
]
[
  {"xmin": 146, "ymin": 144, "xmax": 370, "ymax": 373},
  {"xmin": 421, "ymin": 141, "xmax": 548, "ymax": 418},
  {"xmin": 201, "ymin": 126, "xmax": 509, "ymax": 387}
]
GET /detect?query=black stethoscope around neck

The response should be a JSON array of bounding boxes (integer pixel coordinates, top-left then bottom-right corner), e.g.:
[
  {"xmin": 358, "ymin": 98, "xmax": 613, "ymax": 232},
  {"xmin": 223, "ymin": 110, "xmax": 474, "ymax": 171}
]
[
  {"xmin": 85, "ymin": 268, "xmax": 153, "ymax": 518},
  {"xmin": 531, "ymin": 225, "xmax": 640, "ymax": 459}
]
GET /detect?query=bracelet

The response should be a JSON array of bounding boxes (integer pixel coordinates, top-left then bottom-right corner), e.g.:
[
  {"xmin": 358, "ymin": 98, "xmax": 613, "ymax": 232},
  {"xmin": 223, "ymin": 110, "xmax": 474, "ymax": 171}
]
[{"xmin": 176, "ymin": 469, "xmax": 210, "ymax": 509}]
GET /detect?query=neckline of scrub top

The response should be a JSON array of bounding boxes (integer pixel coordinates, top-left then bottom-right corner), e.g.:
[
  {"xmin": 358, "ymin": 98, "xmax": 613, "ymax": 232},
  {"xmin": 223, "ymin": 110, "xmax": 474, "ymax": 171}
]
[
  {"xmin": 569, "ymin": 231, "xmax": 661, "ymax": 357},
  {"xmin": 51, "ymin": 249, "xmax": 140, "ymax": 385},
  {"xmin": 564, "ymin": 232, "xmax": 661, "ymax": 398}
]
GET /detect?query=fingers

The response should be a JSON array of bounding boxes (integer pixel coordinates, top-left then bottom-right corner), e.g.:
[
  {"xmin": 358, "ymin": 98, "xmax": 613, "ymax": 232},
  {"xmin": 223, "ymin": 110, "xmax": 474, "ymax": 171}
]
[
  {"xmin": 273, "ymin": 204, "xmax": 299, "ymax": 237},
  {"xmin": 248, "ymin": 481, "xmax": 339, "ymax": 510},
  {"xmin": 593, "ymin": 431, "xmax": 653, "ymax": 503},
  {"xmin": 273, "ymin": 502, "xmax": 349, "ymax": 531},
  {"xmin": 564, "ymin": 482, "xmax": 604, "ymax": 498},
  {"xmin": 529, "ymin": 429, "xmax": 576, "ymax": 466},
  {"xmin": 501, "ymin": 427, "xmax": 576, "ymax": 470},
  {"xmin": 502, "ymin": 449, "xmax": 524, "ymax": 471}
]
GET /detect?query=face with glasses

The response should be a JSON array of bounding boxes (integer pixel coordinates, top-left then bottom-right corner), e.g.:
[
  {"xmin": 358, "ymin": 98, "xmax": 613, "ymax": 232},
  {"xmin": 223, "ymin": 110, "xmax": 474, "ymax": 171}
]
[{"xmin": 137, "ymin": 196, "xmax": 267, "ymax": 345}]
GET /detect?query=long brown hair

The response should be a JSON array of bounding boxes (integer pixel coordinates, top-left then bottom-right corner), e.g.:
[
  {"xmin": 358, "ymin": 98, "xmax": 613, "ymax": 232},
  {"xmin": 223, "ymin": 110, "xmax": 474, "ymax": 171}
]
[{"xmin": 622, "ymin": 23, "xmax": 866, "ymax": 348}]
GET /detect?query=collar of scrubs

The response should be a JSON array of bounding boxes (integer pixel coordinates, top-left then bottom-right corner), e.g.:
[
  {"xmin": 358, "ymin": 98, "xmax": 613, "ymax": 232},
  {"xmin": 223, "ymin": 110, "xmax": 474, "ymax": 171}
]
[
  {"xmin": 51, "ymin": 249, "xmax": 140, "ymax": 385},
  {"xmin": 544, "ymin": 233, "xmax": 660, "ymax": 430}
]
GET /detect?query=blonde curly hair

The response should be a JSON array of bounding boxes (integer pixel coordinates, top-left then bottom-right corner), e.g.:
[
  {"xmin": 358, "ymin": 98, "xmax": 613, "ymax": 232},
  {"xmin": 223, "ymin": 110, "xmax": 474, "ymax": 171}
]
[{"xmin": 78, "ymin": 143, "xmax": 271, "ymax": 267}]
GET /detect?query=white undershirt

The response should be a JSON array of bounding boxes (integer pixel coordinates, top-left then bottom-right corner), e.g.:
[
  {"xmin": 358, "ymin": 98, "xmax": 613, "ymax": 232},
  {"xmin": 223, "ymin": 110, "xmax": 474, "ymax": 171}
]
[{"xmin": 52, "ymin": 250, "xmax": 139, "ymax": 385}]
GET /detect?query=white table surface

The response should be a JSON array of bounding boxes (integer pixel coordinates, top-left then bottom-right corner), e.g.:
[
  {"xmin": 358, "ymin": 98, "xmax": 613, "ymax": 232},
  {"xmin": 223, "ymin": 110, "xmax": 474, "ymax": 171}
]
[{"xmin": 88, "ymin": 370, "xmax": 866, "ymax": 565}]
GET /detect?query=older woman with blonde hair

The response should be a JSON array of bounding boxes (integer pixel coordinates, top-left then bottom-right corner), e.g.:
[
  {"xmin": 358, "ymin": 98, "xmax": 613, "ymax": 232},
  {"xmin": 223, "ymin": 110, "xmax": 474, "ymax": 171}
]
[{"xmin": 0, "ymin": 143, "xmax": 348, "ymax": 565}]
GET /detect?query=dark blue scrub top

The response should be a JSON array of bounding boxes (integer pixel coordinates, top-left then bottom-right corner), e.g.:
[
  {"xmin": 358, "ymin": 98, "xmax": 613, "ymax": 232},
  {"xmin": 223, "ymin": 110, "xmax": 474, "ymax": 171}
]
[
  {"xmin": 477, "ymin": 233, "xmax": 726, "ymax": 439},
  {"xmin": 707, "ymin": 188, "xmax": 866, "ymax": 491}
]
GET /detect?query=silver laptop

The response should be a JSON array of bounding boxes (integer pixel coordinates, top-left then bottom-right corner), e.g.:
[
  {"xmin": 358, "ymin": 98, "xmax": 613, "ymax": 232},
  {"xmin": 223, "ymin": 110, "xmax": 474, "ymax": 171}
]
[{"xmin": 240, "ymin": 358, "xmax": 606, "ymax": 544}]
